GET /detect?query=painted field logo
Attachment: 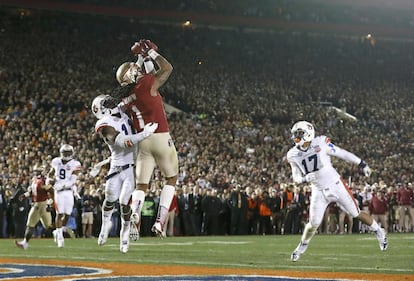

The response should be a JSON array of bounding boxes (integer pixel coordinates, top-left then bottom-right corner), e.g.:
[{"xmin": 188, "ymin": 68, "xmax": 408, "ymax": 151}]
[{"xmin": 0, "ymin": 263, "xmax": 110, "ymax": 280}]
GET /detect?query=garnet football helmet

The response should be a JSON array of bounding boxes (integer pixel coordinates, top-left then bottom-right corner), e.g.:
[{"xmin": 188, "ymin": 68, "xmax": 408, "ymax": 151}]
[
  {"xmin": 116, "ymin": 62, "xmax": 143, "ymax": 86},
  {"xmin": 33, "ymin": 163, "xmax": 46, "ymax": 177}
]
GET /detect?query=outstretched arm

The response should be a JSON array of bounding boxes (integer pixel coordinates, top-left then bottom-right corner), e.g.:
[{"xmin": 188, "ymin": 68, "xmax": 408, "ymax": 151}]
[
  {"xmin": 151, "ymin": 52, "xmax": 173, "ymax": 93},
  {"xmin": 327, "ymin": 141, "xmax": 371, "ymax": 177},
  {"xmin": 100, "ymin": 122, "xmax": 158, "ymax": 148}
]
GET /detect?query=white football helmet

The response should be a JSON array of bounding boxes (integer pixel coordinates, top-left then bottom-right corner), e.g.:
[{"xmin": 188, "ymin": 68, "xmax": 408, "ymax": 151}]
[
  {"xmin": 116, "ymin": 62, "xmax": 143, "ymax": 86},
  {"xmin": 291, "ymin": 121, "xmax": 315, "ymax": 148},
  {"xmin": 91, "ymin": 94, "xmax": 120, "ymax": 119},
  {"xmin": 60, "ymin": 144, "xmax": 74, "ymax": 161}
]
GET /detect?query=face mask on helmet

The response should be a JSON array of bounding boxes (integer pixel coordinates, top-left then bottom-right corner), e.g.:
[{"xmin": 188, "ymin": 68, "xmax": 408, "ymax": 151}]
[
  {"xmin": 60, "ymin": 144, "xmax": 74, "ymax": 161},
  {"xmin": 116, "ymin": 62, "xmax": 143, "ymax": 86},
  {"xmin": 91, "ymin": 94, "xmax": 120, "ymax": 119},
  {"xmin": 291, "ymin": 121, "xmax": 315, "ymax": 148}
]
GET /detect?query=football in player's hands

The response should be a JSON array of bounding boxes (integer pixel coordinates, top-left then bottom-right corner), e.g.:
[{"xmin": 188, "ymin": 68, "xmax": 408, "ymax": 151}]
[
  {"xmin": 131, "ymin": 39, "xmax": 158, "ymax": 56},
  {"xmin": 131, "ymin": 41, "xmax": 144, "ymax": 56},
  {"xmin": 141, "ymin": 39, "xmax": 158, "ymax": 52}
]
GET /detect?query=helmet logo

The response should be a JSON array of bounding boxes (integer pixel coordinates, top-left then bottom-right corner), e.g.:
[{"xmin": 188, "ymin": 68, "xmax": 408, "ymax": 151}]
[{"xmin": 92, "ymin": 104, "xmax": 99, "ymax": 114}]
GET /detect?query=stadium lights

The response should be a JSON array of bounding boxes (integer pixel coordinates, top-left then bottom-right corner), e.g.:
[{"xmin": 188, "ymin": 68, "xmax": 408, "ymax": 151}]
[{"xmin": 183, "ymin": 20, "xmax": 192, "ymax": 27}]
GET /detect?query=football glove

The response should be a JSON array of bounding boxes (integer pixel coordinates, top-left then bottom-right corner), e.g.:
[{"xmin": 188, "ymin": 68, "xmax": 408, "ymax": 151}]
[
  {"xmin": 359, "ymin": 160, "xmax": 371, "ymax": 177},
  {"xmin": 302, "ymin": 173, "xmax": 316, "ymax": 183}
]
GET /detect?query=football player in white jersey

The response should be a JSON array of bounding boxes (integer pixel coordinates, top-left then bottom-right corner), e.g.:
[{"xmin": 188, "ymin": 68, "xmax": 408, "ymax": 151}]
[
  {"xmin": 47, "ymin": 144, "xmax": 82, "ymax": 248},
  {"xmin": 287, "ymin": 121, "xmax": 388, "ymax": 262},
  {"xmin": 91, "ymin": 94, "xmax": 157, "ymax": 253}
]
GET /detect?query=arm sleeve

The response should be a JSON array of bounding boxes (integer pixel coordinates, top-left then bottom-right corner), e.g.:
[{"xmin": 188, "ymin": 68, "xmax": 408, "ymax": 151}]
[
  {"xmin": 290, "ymin": 162, "xmax": 305, "ymax": 184},
  {"xmin": 326, "ymin": 141, "xmax": 361, "ymax": 165},
  {"xmin": 67, "ymin": 174, "xmax": 78, "ymax": 187},
  {"xmin": 114, "ymin": 131, "xmax": 147, "ymax": 148}
]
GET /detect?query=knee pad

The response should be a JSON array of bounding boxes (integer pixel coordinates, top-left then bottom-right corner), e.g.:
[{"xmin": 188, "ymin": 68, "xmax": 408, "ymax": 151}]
[
  {"xmin": 103, "ymin": 200, "xmax": 115, "ymax": 211},
  {"xmin": 121, "ymin": 204, "xmax": 132, "ymax": 221}
]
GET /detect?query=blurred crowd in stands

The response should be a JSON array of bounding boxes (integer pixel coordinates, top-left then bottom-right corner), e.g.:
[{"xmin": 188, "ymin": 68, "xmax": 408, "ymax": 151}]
[
  {"xmin": 69, "ymin": 0, "xmax": 414, "ymax": 28},
  {"xmin": 0, "ymin": 7, "xmax": 413, "ymax": 239}
]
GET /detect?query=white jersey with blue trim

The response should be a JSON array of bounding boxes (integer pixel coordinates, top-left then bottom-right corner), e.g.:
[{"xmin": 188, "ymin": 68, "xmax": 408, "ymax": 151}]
[
  {"xmin": 51, "ymin": 157, "xmax": 81, "ymax": 190},
  {"xmin": 287, "ymin": 135, "xmax": 361, "ymax": 190},
  {"xmin": 94, "ymin": 112, "xmax": 135, "ymax": 166}
]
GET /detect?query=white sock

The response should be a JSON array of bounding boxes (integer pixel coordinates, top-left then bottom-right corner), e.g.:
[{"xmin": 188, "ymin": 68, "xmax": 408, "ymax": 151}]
[
  {"xmin": 131, "ymin": 190, "xmax": 145, "ymax": 214},
  {"xmin": 369, "ymin": 220, "xmax": 380, "ymax": 231},
  {"xmin": 102, "ymin": 209, "xmax": 114, "ymax": 223},
  {"xmin": 121, "ymin": 217, "xmax": 129, "ymax": 225},
  {"xmin": 301, "ymin": 223, "xmax": 317, "ymax": 244},
  {"xmin": 156, "ymin": 185, "xmax": 175, "ymax": 225},
  {"xmin": 57, "ymin": 228, "xmax": 64, "ymax": 240}
]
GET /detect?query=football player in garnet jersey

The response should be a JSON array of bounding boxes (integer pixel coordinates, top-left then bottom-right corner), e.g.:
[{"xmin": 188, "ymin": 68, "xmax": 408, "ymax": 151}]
[
  {"xmin": 15, "ymin": 163, "xmax": 54, "ymax": 250},
  {"xmin": 287, "ymin": 121, "xmax": 388, "ymax": 262},
  {"xmin": 114, "ymin": 39, "xmax": 178, "ymax": 238},
  {"xmin": 91, "ymin": 94, "xmax": 157, "ymax": 253}
]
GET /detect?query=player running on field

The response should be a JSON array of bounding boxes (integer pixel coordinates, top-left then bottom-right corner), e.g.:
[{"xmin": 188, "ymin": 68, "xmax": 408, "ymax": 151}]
[
  {"xmin": 287, "ymin": 121, "xmax": 388, "ymax": 262},
  {"xmin": 15, "ymin": 163, "xmax": 54, "ymax": 250}
]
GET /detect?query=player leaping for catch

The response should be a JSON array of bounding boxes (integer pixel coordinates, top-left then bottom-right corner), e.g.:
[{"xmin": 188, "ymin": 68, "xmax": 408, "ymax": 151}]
[
  {"xmin": 286, "ymin": 121, "xmax": 388, "ymax": 262},
  {"xmin": 113, "ymin": 39, "xmax": 179, "ymax": 238}
]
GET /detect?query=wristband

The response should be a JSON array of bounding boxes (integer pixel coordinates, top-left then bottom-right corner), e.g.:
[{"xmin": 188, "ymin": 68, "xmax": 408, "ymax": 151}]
[
  {"xmin": 136, "ymin": 54, "xmax": 144, "ymax": 67},
  {"xmin": 358, "ymin": 160, "xmax": 367, "ymax": 168},
  {"xmin": 147, "ymin": 49, "xmax": 159, "ymax": 60},
  {"xmin": 144, "ymin": 60, "xmax": 155, "ymax": 73}
]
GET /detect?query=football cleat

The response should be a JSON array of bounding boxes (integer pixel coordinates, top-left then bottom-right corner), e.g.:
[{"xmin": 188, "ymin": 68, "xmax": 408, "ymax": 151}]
[
  {"xmin": 291, "ymin": 241, "xmax": 308, "ymax": 262},
  {"xmin": 98, "ymin": 221, "xmax": 113, "ymax": 246},
  {"xmin": 57, "ymin": 238, "xmax": 64, "ymax": 248},
  {"xmin": 151, "ymin": 221, "xmax": 166, "ymax": 239},
  {"xmin": 375, "ymin": 228, "xmax": 388, "ymax": 251},
  {"xmin": 130, "ymin": 221, "xmax": 140, "ymax": 241},
  {"xmin": 120, "ymin": 240, "xmax": 129, "ymax": 254},
  {"xmin": 15, "ymin": 240, "xmax": 28, "ymax": 250}
]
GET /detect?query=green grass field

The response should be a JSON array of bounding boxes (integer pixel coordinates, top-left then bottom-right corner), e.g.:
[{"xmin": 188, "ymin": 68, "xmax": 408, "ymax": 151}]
[{"xmin": 1, "ymin": 233, "xmax": 413, "ymax": 275}]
